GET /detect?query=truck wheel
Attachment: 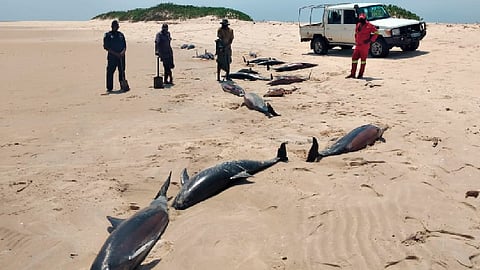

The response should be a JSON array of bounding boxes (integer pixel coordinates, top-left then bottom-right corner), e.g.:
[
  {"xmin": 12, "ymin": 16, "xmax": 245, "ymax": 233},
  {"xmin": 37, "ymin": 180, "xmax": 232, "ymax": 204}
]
[
  {"xmin": 370, "ymin": 37, "xmax": 389, "ymax": 58},
  {"xmin": 312, "ymin": 37, "xmax": 328, "ymax": 55},
  {"xmin": 401, "ymin": 41, "xmax": 420, "ymax": 51}
]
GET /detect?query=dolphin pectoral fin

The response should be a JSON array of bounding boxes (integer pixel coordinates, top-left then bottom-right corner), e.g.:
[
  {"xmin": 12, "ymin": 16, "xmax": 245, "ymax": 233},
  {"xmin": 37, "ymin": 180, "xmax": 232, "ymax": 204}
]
[
  {"xmin": 306, "ymin": 137, "xmax": 320, "ymax": 162},
  {"xmin": 154, "ymin": 171, "xmax": 172, "ymax": 200},
  {"xmin": 231, "ymin": 171, "xmax": 253, "ymax": 180},
  {"xmin": 277, "ymin": 142, "xmax": 288, "ymax": 162},
  {"xmin": 106, "ymin": 216, "xmax": 126, "ymax": 233},
  {"xmin": 181, "ymin": 168, "xmax": 190, "ymax": 186}
]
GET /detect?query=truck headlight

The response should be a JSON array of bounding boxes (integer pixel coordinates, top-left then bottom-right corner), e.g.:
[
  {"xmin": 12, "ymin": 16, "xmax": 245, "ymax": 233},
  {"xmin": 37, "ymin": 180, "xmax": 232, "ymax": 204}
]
[{"xmin": 392, "ymin": 28, "xmax": 400, "ymax": 36}]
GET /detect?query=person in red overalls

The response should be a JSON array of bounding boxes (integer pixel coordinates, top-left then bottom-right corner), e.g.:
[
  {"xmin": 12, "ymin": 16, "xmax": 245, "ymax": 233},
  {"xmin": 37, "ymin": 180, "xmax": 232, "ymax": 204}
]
[{"xmin": 346, "ymin": 13, "xmax": 379, "ymax": 79}]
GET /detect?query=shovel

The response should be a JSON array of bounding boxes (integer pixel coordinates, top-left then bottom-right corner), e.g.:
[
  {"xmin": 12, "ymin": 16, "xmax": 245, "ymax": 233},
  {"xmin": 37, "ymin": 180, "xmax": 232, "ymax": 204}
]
[
  {"xmin": 119, "ymin": 57, "xmax": 130, "ymax": 92},
  {"xmin": 154, "ymin": 56, "xmax": 164, "ymax": 89}
]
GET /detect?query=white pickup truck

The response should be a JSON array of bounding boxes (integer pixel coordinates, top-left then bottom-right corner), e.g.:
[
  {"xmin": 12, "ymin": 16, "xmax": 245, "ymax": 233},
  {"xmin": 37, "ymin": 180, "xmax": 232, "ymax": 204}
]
[{"xmin": 298, "ymin": 3, "xmax": 427, "ymax": 57}]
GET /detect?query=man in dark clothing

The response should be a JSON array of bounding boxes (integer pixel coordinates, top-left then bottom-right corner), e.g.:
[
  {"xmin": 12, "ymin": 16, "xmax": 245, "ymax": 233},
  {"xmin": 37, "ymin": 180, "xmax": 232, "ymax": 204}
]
[
  {"xmin": 155, "ymin": 23, "xmax": 174, "ymax": 85},
  {"xmin": 103, "ymin": 20, "xmax": 127, "ymax": 92},
  {"xmin": 216, "ymin": 18, "xmax": 234, "ymax": 81}
]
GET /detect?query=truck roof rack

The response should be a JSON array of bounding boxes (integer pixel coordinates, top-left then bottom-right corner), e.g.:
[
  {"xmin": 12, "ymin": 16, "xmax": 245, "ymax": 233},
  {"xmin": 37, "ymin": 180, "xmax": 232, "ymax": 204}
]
[{"xmin": 298, "ymin": 3, "xmax": 350, "ymax": 24}]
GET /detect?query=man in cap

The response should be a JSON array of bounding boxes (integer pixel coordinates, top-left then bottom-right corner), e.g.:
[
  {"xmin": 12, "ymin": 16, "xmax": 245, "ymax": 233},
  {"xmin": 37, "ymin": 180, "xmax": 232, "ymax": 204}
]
[
  {"xmin": 216, "ymin": 18, "xmax": 234, "ymax": 81},
  {"xmin": 103, "ymin": 20, "xmax": 127, "ymax": 92},
  {"xmin": 346, "ymin": 13, "xmax": 379, "ymax": 79},
  {"xmin": 155, "ymin": 23, "xmax": 175, "ymax": 85}
]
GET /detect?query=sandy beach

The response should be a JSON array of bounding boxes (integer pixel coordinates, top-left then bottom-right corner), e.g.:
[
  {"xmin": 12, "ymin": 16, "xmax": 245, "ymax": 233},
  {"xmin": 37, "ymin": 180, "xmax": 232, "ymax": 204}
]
[{"xmin": 1, "ymin": 18, "xmax": 480, "ymax": 269}]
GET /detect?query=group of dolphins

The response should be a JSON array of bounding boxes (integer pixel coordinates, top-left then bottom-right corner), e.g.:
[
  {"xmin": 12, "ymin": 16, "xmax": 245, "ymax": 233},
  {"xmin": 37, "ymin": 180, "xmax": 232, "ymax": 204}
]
[
  {"xmin": 220, "ymin": 56, "xmax": 319, "ymax": 118},
  {"xmin": 90, "ymin": 122, "xmax": 386, "ymax": 269}
]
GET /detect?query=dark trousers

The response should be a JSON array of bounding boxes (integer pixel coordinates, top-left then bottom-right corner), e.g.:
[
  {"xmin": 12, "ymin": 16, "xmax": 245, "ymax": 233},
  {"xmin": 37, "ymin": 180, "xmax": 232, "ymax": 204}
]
[{"xmin": 106, "ymin": 56, "xmax": 125, "ymax": 91}]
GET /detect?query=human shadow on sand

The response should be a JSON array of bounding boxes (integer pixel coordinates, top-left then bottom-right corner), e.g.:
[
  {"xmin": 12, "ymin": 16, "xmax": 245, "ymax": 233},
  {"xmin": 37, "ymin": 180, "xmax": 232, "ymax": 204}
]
[{"xmin": 101, "ymin": 89, "xmax": 130, "ymax": 95}]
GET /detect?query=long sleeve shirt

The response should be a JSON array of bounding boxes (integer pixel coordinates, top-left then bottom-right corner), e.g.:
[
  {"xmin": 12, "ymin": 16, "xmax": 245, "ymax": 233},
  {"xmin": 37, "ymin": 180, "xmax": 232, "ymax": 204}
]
[
  {"xmin": 103, "ymin": 31, "xmax": 126, "ymax": 58},
  {"xmin": 217, "ymin": 27, "xmax": 234, "ymax": 48},
  {"xmin": 355, "ymin": 22, "xmax": 378, "ymax": 48}
]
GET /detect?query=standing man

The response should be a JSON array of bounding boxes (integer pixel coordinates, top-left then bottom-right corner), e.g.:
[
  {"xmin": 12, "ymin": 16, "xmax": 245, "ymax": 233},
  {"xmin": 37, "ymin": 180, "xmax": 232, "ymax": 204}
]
[
  {"xmin": 103, "ymin": 20, "xmax": 127, "ymax": 92},
  {"xmin": 346, "ymin": 13, "xmax": 379, "ymax": 79},
  {"xmin": 216, "ymin": 18, "xmax": 234, "ymax": 81},
  {"xmin": 155, "ymin": 23, "xmax": 174, "ymax": 85}
]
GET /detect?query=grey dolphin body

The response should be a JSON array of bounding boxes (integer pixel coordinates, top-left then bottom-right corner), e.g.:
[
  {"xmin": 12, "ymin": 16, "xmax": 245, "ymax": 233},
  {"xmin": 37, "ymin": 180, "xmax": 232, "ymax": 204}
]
[
  {"xmin": 228, "ymin": 72, "xmax": 270, "ymax": 81},
  {"xmin": 242, "ymin": 92, "xmax": 280, "ymax": 117},
  {"xmin": 220, "ymin": 81, "xmax": 245, "ymax": 97},
  {"xmin": 306, "ymin": 124, "xmax": 386, "ymax": 162},
  {"xmin": 273, "ymin": 62, "xmax": 318, "ymax": 72},
  {"xmin": 172, "ymin": 142, "xmax": 288, "ymax": 210},
  {"xmin": 237, "ymin": 68, "xmax": 259, "ymax": 74},
  {"xmin": 90, "ymin": 173, "xmax": 171, "ymax": 270},
  {"xmin": 267, "ymin": 75, "xmax": 307, "ymax": 86}
]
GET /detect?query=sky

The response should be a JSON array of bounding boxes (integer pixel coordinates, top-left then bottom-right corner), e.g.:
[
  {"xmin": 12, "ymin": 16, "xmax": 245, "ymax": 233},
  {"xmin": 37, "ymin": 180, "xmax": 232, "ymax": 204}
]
[{"xmin": 1, "ymin": 0, "xmax": 479, "ymax": 23}]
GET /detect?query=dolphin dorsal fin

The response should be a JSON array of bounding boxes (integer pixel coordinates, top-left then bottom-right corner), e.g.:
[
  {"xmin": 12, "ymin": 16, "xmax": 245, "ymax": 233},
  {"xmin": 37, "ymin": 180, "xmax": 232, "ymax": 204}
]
[
  {"xmin": 230, "ymin": 171, "xmax": 253, "ymax": 180},
  {"xmin": 154, "ymin": 171, "xmax": 172, "ymax": 200},
  {"xmin": 106, "ymin": 216, "xmax": 125, "ymax": 233},
  {"xmin": 181, "ymin": 168, "xmax": 190, "ymax": 186}
]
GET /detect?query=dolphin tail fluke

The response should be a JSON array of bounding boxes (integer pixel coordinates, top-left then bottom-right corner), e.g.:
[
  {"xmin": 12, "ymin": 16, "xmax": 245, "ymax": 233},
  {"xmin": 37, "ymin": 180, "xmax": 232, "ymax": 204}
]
[
  {"xmin": 267, "ymin": 103, "xmax": 280, "ymax": 117},
  {"xmin": 306, "ymin": 137, "xmax": 322, "ymax": 162},
  {"xmin": 154, "ymin": 171, "xmax": 172, "ymax": 200},
  {"xmin": 277, "ymin": 142, "xmax": 288, "ymax": 162}
]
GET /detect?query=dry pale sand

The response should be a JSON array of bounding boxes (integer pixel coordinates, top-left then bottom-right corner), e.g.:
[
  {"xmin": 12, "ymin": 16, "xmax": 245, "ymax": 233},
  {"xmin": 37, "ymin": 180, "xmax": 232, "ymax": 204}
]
[{"xmin": 1, "ymin": 18, "xmax": 480, "ymax": 270}]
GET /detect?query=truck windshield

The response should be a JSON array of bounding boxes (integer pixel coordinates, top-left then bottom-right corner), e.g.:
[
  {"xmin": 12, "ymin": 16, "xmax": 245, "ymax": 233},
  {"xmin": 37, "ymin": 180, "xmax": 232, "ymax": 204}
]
[{"xmin": 358, "ymin": 5, "xmax": 390, "ymax": 21}]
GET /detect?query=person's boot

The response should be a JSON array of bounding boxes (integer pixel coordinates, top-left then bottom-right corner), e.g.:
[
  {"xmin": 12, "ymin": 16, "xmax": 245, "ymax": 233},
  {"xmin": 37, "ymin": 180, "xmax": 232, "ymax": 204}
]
[
  {"xmin": 345, "ymin": 63, "xmax": 357, "ymax": 78},
  {"xmin": 357, "ymin": 63, "xmax": 366, "ymax": 79},
  {"xmin": 164, "ymin": 74, "xmax": 169, "ymax": 84}
]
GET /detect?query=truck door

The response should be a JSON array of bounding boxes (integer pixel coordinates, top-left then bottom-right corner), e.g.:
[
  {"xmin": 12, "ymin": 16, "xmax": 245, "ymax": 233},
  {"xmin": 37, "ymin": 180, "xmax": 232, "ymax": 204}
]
[
  {"xmin": 341, "ymin": 9, "xmax": 357, "ymax": 43},
  {"xmin": 324, "ymin": 9, "xmax": 343, "ymax": 44}
]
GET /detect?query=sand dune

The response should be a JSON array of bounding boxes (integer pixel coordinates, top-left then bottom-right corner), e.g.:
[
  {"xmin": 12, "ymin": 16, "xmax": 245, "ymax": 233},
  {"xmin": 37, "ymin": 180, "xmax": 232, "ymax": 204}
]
[{"xmin": 1, "ymin": 19, "xmax": 480, "ymax": 269}]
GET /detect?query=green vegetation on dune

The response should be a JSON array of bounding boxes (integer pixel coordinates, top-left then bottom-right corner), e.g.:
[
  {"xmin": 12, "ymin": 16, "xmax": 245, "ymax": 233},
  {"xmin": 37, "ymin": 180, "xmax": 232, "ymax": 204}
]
[
  {"xmin": 385, "ymin": 4, "xmax": 423, "ymax": 21},
  {"xmin": 92, "ymin": 3, "xmax": 253, "ymax": 22}
]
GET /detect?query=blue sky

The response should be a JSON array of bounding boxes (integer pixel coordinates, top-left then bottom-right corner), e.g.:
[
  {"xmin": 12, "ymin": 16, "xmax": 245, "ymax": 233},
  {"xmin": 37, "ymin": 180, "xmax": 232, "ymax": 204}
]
[{"xmin": 1, "ymin": 0, "xmax": 478, "ymax": 23}]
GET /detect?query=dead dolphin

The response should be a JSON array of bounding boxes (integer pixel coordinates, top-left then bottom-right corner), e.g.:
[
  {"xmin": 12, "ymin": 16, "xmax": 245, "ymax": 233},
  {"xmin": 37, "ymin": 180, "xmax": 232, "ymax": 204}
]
[
  {"xmin": 243, "ymin": 56, "xmax": 285, "ymax": 66},
  {"xmin": 263, "ymin": 86, "xmax": 299, "ymax": 97},
  {"xmin": 258, "ymin": 59, "xmax": 286, "ymax": 66},
  {"xmin": 306, "ymin": 124, "xmax": 386, "ymax": 162},
  {"xmin": 237, "ymin": 68, "xmax": 259, "ymax": 74},
  {"xmin": 273, "ymin": 62, "xmax": 318, "ymax": 72},
  {"xmin": 243, "ymin": 56, "xmax": 274, "ymax": 64},
  {"xmin": 172, "ymin": 142, "xmax": 288, "ymax": 210},
  {"xmin": 267, "ymin": 74, "xmax": 308, "ymax": 86},
  {"xmin": 228, "ymin": 72, "xmax": 270, "ymax": 81},
  {"xmin": 220, "ymin": 81, "xmax": 245, "ymax": 97},
  {"xmin": 90, "ymin": 173, "xmax": 171, "ymax": 270},
  {"xmin": 242, "ymin": 92, "xmax": 280, "ymax": 117},
  {"xmin": 193, "ymin": 49, "xmax": 215, "ymax": 60}
]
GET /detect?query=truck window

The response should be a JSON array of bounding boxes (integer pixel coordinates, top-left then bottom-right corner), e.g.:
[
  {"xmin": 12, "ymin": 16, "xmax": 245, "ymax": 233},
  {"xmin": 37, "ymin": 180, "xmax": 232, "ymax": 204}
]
[
  {"xmin": 328, "ymin": 10, "xmax": 342, "ymax": 24},
  {"xmin": 344, "ymin": 10, "xmax": 356, "ymax": 24}
]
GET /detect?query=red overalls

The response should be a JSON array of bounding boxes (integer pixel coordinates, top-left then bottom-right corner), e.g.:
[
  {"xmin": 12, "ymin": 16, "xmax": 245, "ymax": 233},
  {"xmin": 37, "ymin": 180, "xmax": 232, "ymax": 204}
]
[{"xmin": 348, "ymin": 21, "xmax": 378, "ymax": 78}]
